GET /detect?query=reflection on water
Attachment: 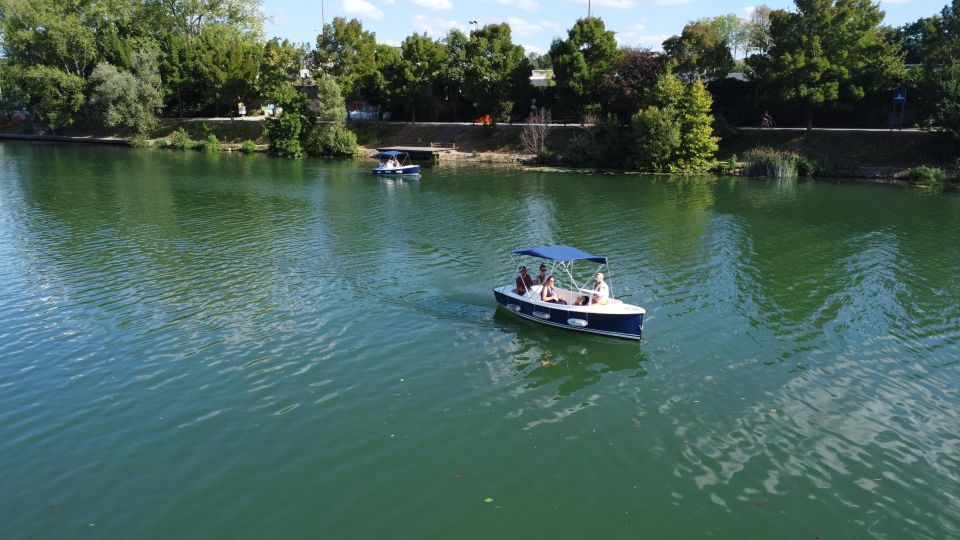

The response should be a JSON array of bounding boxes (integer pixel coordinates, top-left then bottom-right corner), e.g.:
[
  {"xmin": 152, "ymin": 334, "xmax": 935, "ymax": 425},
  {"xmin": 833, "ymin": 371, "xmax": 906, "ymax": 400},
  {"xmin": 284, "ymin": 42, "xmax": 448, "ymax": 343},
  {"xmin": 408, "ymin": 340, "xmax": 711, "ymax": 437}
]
[{"xmin": 1, "ymin": 142, "xmax": 959, "ymax": 539}]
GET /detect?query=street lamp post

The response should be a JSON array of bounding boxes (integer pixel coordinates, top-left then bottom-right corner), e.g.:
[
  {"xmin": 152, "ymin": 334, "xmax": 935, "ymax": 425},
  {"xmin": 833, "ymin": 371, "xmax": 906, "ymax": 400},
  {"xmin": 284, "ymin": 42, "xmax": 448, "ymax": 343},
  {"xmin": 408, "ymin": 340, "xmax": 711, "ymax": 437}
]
[{"xmin": 469, "ymin": 20, "xmax": 478, "ymax": 32}]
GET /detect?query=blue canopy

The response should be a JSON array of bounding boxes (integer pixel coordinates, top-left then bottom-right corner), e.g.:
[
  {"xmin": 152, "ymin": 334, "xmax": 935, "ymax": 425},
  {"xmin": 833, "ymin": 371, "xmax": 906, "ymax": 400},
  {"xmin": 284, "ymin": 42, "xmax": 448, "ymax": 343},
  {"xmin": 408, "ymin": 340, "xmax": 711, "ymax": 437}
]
[
  {"xmin": 512, "ymin": 245, "xmax": 607, "ymax": 263},
  {"xmin": 374, "ymin": 150, "xmax": 408, "ymax": 158}
]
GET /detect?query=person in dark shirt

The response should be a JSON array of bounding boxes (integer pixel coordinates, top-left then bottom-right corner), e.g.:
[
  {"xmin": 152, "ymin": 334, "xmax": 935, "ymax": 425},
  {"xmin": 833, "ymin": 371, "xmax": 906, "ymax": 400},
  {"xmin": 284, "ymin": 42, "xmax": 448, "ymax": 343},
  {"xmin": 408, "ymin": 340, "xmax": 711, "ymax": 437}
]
[{"xmin": 515, "ymin": 266, "xmax": 534, "ymax": 294}]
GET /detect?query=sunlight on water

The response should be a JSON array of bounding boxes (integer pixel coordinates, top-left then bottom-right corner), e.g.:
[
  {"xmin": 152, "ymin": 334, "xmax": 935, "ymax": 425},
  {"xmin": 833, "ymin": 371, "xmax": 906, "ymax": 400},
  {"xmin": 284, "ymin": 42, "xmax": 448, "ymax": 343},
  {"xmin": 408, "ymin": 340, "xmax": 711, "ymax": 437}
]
[{"xmin": 0, "ymin": 142, "xmax": 958, "ymax": 538}]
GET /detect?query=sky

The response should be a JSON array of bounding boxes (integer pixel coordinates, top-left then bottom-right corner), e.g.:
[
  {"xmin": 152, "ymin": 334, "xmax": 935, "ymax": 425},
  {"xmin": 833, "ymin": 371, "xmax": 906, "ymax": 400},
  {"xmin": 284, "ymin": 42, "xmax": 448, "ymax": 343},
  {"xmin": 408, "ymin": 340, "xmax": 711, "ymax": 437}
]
[{"xmin": 260, "ymin": 0, "xmax": 948, "ymax": 54}]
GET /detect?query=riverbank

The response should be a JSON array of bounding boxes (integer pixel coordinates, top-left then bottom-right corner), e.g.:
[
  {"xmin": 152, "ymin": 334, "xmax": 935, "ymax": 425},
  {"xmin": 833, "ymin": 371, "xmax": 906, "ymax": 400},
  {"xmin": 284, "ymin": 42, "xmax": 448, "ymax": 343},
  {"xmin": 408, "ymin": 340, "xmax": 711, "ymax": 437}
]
[{"xmin": 2, "ymin": 117, "xmax": 956, "ymax": 180}]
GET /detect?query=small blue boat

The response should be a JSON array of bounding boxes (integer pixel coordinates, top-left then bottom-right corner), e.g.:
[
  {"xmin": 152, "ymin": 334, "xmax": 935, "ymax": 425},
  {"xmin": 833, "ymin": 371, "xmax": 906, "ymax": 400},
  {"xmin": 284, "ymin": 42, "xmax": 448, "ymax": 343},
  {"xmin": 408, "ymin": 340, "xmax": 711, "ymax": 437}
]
[
  {"xmin": 372, "ymin": 151, "xmax": 421, "ymax": 176},
  {"xmin": 493, "ymin": 245, "xmax": 646, "ymax": 340}
]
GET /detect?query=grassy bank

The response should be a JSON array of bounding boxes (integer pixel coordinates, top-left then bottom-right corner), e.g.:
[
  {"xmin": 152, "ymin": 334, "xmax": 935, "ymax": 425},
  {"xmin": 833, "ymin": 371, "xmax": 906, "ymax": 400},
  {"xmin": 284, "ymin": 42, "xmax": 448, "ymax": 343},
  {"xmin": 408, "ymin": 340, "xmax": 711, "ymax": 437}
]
[{"xmin": 3, "ymin": 117, "xmax": 956, "ymax": 178}]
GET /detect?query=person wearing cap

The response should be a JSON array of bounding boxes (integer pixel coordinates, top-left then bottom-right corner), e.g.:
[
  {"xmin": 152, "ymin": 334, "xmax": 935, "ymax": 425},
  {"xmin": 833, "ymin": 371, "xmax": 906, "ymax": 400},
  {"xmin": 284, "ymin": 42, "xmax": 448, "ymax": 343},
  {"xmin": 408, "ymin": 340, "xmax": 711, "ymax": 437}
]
[
  {"xmin": 578, "ymin": 272, "xmax": 609, "ymax": 305},
  {"xmin": 515, "ymin": 266, "xmax": 534, "ymax": 294}
]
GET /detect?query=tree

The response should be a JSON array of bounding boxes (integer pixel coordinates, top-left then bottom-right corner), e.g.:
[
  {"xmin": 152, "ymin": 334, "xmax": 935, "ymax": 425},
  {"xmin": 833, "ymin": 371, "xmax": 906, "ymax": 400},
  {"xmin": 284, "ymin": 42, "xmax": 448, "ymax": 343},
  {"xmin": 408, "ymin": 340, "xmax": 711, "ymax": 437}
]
[
  {"xmin": 598, "ymin": 47, "xmax": 666, "ymax": 122},
  {"xmin": 527, "ymin": 52, "xmax": 552, "ymax": 69},
  {"xmin": 88, "ymin": 51, "xmax": 163, "ymax": 135},
  {"xmin": 399, "ymin": 33, "xmax": 446, "ymax": 122},
  {"xmin": 702, "ymin": 14, "xmax": 748, "ymax": 59},
  {"xmin": 260, "ymin": 38, "xmax": 308, "ymax": 97},
  {"xmin": 746, "ymin": 5, "xmax": 773, "ymax": 55},
  {"xmin": 438, "ymin": 30, "xmax": 470, "ymax": 119},
  {"xmin": 929, "ymin": 1, "xmax": 960, "ymax": 139},
  {"xmin": 306, "ymin": 74, "xmax": 357, "ymax": 157},
  {"xmin": 194, "ymin": 24, "xmax": 261, "ymax": 116},
  {"xmin": 462, "ymin": 23, "xmax": 531, "ymax": 122},
  {"xmin": 263, "ymin": 82, "xmax": 307, "ymax": 157},
  {"xmin": 747, "ymin": 0, "xmax": 904, "ymax": 130},
  {"xmin": 631, "ymin": 73, "xmax": 718, "ymax": 172},
  {"xmin": 314, "ymin": 17, "xmax": 377, "ymax": 103},
  {"xmin": 12, "ymin": 65, "xmax": 85, "ymax": 130},
  {"xmin": 548, "ymin": 17, "xmax": 619, "ymax": 116},
  {"xmin": 520, "ymin": 107, "xmax": 553, "ymax": 163},
  {"xmin": 663, "ymin": 21, "xmax": 734, "ymax": 81}
]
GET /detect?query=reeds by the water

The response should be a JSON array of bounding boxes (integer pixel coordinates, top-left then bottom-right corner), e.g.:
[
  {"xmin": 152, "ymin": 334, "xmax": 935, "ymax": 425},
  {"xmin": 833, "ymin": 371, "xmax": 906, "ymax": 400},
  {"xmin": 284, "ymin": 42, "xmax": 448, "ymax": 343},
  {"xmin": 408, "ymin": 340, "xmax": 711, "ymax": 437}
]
[{"xmin": 741, "ymin": 147, "xmax": 799, "ymax": 178}]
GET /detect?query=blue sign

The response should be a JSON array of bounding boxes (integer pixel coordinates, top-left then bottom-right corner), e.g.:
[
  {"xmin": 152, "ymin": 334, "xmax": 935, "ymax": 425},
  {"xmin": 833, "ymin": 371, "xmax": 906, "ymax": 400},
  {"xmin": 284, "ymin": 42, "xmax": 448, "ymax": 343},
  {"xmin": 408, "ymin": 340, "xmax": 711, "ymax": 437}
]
[{"xmin": 893, "ymin": 88, "xmax": 907, "ymax": 104}]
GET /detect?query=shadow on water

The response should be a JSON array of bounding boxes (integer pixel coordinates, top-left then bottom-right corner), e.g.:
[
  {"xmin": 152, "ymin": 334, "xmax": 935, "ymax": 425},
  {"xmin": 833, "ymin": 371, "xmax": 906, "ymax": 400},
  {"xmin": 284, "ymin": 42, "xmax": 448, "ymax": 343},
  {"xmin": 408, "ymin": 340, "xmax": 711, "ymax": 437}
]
[{"xmin": 492, "ymin": 307, "xmax": 648, "ymax": 397}]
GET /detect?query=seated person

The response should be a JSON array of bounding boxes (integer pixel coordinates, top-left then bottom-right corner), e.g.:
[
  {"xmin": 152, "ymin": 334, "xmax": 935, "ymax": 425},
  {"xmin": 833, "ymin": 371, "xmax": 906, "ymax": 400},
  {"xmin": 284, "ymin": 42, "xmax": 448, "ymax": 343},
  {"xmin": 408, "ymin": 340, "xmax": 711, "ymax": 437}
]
[
  {"xmin": 514, "ymin": 266, "xmax": 534, "ymax": 294},
  {"xmin": 535, "ymin": 264, "xmax": 548, "ymax": 285},
  {"xmin": 578, "ymin": 272, "xmax": 610, "ymax": 305},
  {"xmin": 540, "ymin": 276, "xmax": 567, "ymax": 304}
]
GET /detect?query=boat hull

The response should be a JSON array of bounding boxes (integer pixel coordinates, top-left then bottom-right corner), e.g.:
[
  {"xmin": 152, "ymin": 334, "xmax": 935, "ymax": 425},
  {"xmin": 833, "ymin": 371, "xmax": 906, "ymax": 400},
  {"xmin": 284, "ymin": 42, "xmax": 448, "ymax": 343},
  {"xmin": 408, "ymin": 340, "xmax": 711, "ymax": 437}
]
[
  {"xmin": 372, "ymin": 165, "xmax": 421, "ymax": 175},
  {"xmin": 493, "ymin": 288, "xmax": 644, "ymax": 340}
]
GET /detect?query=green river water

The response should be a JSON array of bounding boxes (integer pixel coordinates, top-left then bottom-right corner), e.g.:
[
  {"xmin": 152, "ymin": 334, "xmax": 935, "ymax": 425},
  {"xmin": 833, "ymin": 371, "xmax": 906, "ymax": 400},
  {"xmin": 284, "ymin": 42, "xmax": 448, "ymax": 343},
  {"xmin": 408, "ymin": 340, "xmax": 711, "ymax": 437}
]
[{"xmin": 1, "ymin": 141, "xmax": 958, "ymax": 538}]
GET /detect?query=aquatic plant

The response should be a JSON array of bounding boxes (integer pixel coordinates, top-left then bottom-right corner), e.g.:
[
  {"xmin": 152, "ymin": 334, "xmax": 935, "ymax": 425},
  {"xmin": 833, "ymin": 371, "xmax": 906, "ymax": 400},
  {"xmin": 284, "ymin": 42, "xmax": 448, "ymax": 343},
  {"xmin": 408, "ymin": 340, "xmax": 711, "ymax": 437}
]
[{"xmin": 742, "ymin": 147, "xmax": 798, "ymax": 178}]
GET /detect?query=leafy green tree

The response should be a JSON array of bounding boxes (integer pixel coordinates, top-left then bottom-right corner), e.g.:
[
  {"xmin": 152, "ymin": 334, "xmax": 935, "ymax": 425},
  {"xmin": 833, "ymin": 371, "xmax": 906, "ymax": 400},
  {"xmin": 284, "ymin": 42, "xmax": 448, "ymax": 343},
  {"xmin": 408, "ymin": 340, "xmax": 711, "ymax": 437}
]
[
  {"xmin": 702, "ymin": 14, "xmax": 748, "ymax": 58},
  {"xmin": 259, "ymin": 38, "xmax": 308, "ymax": 97},
  {"xmin": 263, "ymin": 82, "xmax": 306, "ymax": 157},
  {"xmin": 747, "ymin": 5, "xmax": 773, "ymax": 54},
  {"xmin": 676, "ymin": 80, "xmax": 719, "ymax": 171},
  {"xmin": 747, "ymin": 0, "xmax": 904, "ymax": 130},
  {"xmin": 548, "ymin": 17, "xmax": 619, "ymax": 116},
  {"xmin": 306, "ymin": 74, "xmax": 357, "ymax": 157},
  {"xmin": 12, "ymin": 65, "xmax": 85, "ymax": 129},
  {"xmin": 314, "ymin": 17, "xmax": 377, "ymax": 103},
  {"xmin": 438, "ymin": 29, "xmax": 470, "ymax": 119},
  {"xmin": 194, "ymin": 24, "xmax": 261, "ymax": 116},
  {"xmin": 462, "ymin": 23, "xmax": 531, "ymax": 122},
  {"xmin": 399, "ymin": 33, "xmax": 446, "ymax": 122},
  {"xmin": 928, "ymin": 0, "xmax": 960, "ymax": 139},
  {"xmin": 663, "ymin": 21, "xmax": 734, "ymax": 81},
  {"xmin": 88, "ymin": 51, "xmax": 163, "ymax": 135},
  {"xmin": 631, "ymin": 73, "xmax": 717, "ymax": 172},
  {"xmin": 527, "ymin": 52, "xmax": 552, "ymax": 69},
  {"xmin": 362, "ymin": 44, "xmax": 404, "ymax": 118}
]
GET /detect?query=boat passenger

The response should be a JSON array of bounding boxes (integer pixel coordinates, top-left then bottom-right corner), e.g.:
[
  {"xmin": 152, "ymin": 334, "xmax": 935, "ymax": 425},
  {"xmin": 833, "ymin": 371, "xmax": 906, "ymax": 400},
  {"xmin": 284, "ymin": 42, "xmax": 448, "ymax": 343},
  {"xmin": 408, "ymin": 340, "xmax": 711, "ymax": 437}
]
[
  {"xmin": 535, "ymin": 264, "xmax": 548, "ymax": 285},
  {"xmin": 389, "ymin": 157, "xmax": 400, "ymax": 168},
  {"xmin": 578, "ymin": 272, "xmax": 609, "ymax": 305},
  {"xmin": 515, "ymin": 266, "xmax": 534, "ymax": 294},
  {"xmin": 541, "ymin": 276, "xmax": 567, "ymax": 304}
]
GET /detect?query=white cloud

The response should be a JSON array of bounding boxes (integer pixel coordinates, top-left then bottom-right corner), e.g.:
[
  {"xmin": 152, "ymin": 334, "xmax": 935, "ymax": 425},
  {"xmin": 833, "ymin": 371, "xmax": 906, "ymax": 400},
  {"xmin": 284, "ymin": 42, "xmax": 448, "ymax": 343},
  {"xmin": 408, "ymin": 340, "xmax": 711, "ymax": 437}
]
[
  {"xmin": 505, "ymin": 16, "xmax": 543, "ymax": 37},
  {"xmin": 411, "ymin": 14, "xmax": 463, "ymax": 36},
  {"xmin": 341, "ymin": 0, "xmax": 384, "ymax": 19},
  {"xmin": 879, "ymin": 0, "xmax": 913, "ymax": 3},
  {"xmin": 522, "ymin": 43, "xmax": 545, "ymax": 55},
  {"xmin": 618, "ymin": 23, "xmax": 648, "ymax": 38},
  {"xmin": 408, "ymin": 0, "xmax": 454, "ymax": 10},
  {"xmin": 499, "ymin": 0, "xmax": 540, "ymax": 12}
]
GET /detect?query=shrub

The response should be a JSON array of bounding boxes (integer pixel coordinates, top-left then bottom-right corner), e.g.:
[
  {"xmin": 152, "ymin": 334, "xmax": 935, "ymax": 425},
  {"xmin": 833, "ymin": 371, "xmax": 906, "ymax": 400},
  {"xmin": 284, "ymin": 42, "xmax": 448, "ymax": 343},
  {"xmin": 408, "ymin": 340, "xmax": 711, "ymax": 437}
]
[
  {"xmin": 742, "ymin": 147, "xmax": 798, "ymax": 178},
  {"xmin": 169, "ymin": 127, "xmax": 194, "ymax": 150},
  {"xmin": 632, "ymin": 106, "xmax": 681, "ymax": 172},
  {"xmin": 203, "ymin": 134, "xmax": 221, "ymax": 152},
  {"xmin": 906, "ymin": 165, "xmax": 946, "ymax": 185},
  {"xmin": 565, "ymin": 133, "xmax": 598, "ymax": 167},
  {"xmin": 794, "ymin": 155, "xmax": 821, "ymax": 177},
  {"xmin": 306, "ymin": 124, "xmax": 357, "ymax": 157},
  {"xmin": 242, "ymin": 140, "xmax": 257, "ymax": 153},
  {"xmin": 714, "ymin": 154, "xmax": 739, "ymax": 174},
  {"xmin": 128, "ymin": 134, "xmax": 151, "ymax": 148},
  {"xmin": 87, "ymin": 51, "xmax": 162, "ymax": 135},
  {"xmin": 537, "ymin": 147, "xmax": 556, "ymax": 165}
]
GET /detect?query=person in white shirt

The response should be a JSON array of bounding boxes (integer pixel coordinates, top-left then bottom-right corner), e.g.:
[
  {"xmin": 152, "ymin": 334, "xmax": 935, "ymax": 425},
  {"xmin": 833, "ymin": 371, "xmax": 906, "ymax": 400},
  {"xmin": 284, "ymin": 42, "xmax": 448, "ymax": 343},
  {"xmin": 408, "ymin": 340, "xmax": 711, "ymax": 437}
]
[{"xmin": 578, "ymin": 272, "xmax": 609, "ymax": 305}]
